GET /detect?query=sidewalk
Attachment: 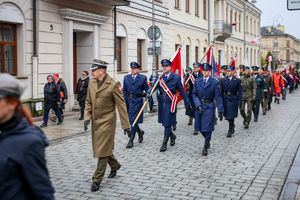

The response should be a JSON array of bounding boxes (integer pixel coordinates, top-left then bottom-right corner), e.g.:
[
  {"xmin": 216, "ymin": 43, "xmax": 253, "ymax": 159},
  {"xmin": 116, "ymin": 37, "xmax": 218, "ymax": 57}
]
[
  {"xmin": 280, "ymin": 142, "xmax": 300, "ymax": 200},
  {"xmin": 35, "ymin": 107, "xmax": 160, "ymax": 142}
]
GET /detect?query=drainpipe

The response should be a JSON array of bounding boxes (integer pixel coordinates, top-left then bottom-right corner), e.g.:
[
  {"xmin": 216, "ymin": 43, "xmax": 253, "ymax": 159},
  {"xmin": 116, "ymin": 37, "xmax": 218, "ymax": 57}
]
[{"xmin": 32, "ymin": 0, "xmax": 38, "ymax": 99}]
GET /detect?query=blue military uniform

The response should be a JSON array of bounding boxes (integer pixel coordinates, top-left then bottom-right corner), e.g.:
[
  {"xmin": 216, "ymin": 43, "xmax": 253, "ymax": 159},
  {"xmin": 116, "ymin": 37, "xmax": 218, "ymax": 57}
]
[
  {"xmin": 185, "ymin": 63, "xmax": 202, "ymax": 122},
  {"xmin": 192, "ymin": 63, "xmax": 224, "ymax": 156},
  {"xmin": 252, "ymin": 66, "xmax": 266, "ymax": 122},
  {"xmin": 220, "ymin": 66, "xmax": 243, "ymax": 137},
  {"xmin": 123, "ymin": 62, "xmax": 149, "ymax": 148},
  {"xmin": 150, "ymin": 59, "xmax": 191, "ymax": 152}
]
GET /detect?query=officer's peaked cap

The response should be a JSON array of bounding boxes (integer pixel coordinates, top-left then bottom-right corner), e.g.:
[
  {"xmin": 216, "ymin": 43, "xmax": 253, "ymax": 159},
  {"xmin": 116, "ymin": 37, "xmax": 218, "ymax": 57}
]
[
  {"xmin": 227, "ymin": 66, "xmax": 235, "ymax": 71},
  {"xmin": 0, "ymin": 73, "xmax": 26, "ymax": 99},
  {"xmin": 221, "ymin": 65, "xmax": 228, "ymax": 70},
  {"xmin": 193, "ymin": 62, "xmax": 201, "ymax": 67},
  {"xmin": 130, "ymin": 62, "xmax": 141, "ymax": 69},
  {"xmin": 202, "ymin": 63, "xmax": 212, "ymax": 71},
  {"xmin": 251, "ymin": 66, "xmax": 259, "ymax": 71},
  {"xmin": 91, "ymin": 59, "xmax": 108, "ymax": 70},
  {"xmin": 161, "ymin": 59, "xmax": 172, "ymax": 66}
]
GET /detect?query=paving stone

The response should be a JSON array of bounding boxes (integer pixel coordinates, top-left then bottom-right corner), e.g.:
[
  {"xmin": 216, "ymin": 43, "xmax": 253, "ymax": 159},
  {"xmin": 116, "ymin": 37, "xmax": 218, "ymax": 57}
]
[{"xmin": 46, "ymin": 91, "xmax": 300, "ymax": 199}]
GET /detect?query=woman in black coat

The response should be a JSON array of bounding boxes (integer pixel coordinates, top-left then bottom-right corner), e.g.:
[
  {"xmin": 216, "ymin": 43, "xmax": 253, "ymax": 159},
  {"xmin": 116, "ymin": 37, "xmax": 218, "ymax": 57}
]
[
  {"xmin": 0, "ymin": 74, "xmax": 54, "ymax": 200},
  {"xmin": 76, "ymin": 71, "xmax": 90, "ymax": 120}
]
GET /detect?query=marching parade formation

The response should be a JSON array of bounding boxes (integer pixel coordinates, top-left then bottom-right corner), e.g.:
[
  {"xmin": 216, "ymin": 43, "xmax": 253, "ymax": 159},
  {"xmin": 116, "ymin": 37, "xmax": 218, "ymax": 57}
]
[{"xmin": 81, "ymin": 43, "xmax": 300, "ymax": 191}]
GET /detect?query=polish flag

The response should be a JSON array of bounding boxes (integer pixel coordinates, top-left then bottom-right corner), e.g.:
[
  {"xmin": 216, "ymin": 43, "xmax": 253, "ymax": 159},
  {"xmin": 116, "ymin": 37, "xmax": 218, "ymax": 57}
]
[
  {"xmin": 170, "ymin": 47, "xmax": 184, "ymax": 103},
  {"xmin": 206, "ymin": 46, "xmax": 213, "ymax": 65},
  {"xmin": 251, "ymin": 36, "xmax": 262, "ymax": 44},
  {"xmin": 229, "ymin": 56, "xmax": 236, "ymax": 68}
]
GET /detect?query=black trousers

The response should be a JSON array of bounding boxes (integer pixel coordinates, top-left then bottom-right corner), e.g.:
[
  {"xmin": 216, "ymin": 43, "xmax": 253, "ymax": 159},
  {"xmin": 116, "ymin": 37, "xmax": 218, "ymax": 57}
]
[{"xmin": 79, "ymin": 101, "xmax": 85, "ymax": 117}]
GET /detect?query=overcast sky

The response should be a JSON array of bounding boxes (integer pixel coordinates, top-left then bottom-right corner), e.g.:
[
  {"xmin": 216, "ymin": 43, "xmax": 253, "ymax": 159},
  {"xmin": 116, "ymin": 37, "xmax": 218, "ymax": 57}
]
[{"xmin": 255, "ymin": 0, "xmax": 300, "ymax": 39}]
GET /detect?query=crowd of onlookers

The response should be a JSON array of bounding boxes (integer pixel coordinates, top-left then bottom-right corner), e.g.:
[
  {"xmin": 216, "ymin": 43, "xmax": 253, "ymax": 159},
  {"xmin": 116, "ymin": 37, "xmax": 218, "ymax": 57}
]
[{"xmin": 40, "ymin": 71, "xmax": 90, "ymax": 127}]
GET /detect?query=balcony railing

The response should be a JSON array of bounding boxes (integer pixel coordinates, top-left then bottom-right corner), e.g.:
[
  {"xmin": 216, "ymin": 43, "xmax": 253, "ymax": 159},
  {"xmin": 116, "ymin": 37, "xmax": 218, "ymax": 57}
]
[{"xmin": 214, "ymin": 20, "xmax": 233, "ymax": 35}]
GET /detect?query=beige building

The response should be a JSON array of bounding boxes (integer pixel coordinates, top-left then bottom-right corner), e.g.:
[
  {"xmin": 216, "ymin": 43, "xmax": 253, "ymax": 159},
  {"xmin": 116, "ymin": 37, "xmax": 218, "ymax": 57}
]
[
  {"xmin": 0, "ymin": 0, "xmax": 261, "ymax": 112},
  {"xmin": 261, "ymin": 25, "xmax": 300, "ymax": 67}
]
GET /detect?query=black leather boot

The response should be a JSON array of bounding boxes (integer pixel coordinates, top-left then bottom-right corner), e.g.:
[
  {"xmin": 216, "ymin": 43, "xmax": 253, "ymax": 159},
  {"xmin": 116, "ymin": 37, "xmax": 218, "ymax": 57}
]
[
  {"xmin": 126, "ymin": 134, "xmax": 135, "ymax": 149},
  {"xmin": 202, "ymin": 141, "xmax": 209, "ymax": 156},
  {"xmin": 160, "ymin": 136, "xmax": 169, "ymax": 152},
  {"xmin": 254, "ymin": 115, "xmax": 258, "ymax": 122},
  {"xmin": 227, "ymin": 123, "xmax": 232, "ymax": 137},
  {"xmin": 193, "ymin": 130, "xmax": 198, "ymax": 135},
  {"xmin": 137, "ymin": 127, "xmax": 144, "ymax": 143},
  {"xmin": 170, "ymin": 133, "xmax": 176, "ymax": 146},
  {"xmin": 188, "ymin": 117, "xmax": 193, "ymax": 125}
]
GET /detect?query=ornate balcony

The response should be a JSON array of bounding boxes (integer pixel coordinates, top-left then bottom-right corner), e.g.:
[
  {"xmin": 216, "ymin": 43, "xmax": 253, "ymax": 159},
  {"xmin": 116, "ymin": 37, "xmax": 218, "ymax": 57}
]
[{"xmin": 213, "ymin": 20, "xmax": 232, "ymax": 42}]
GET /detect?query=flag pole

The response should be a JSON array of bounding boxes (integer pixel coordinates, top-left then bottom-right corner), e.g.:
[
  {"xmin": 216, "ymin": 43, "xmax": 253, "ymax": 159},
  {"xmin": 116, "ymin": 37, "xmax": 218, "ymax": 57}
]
[
  {"xmin": 184, "ymin": 41, "xmax": 215, "ymax": 86},
  {"xmin": 132, "ymin": 76, "xmax": 161, "ymax": 127}
]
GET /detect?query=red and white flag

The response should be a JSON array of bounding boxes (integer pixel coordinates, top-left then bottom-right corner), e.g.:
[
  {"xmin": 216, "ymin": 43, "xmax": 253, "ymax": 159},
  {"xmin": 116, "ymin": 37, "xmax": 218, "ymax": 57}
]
[
  {"xmin": 169, "ymin": 47, "xmax": 184, "ymax": 105},
  {"xmin": 206, "ymin": 46, "xmax": 213, "ymax": 66},
  {"xmin": 251, "ymin": 36, "xmax": 262, "ymax": 44}
]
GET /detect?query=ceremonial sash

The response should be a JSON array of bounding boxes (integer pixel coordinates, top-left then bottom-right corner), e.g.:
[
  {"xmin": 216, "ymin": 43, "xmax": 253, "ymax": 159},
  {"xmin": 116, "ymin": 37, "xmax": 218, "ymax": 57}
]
[
  {"xmin": 159, "ymin": 78, "xmax": 178, "ymax": 113},
  {"xmin": 185, "ymin": 73, "xmax": 195, "ymax": 86},
  {"xmin": 190, "ymin": 75, "xmax": 195, "ymax": 84}
]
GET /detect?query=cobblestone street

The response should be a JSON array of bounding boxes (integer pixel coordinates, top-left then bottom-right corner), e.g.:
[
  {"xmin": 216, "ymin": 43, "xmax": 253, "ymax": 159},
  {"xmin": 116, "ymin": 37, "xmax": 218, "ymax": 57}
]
[{"xmin": 47, "ymin": 91, "xmax": 300, "ymax": 200}]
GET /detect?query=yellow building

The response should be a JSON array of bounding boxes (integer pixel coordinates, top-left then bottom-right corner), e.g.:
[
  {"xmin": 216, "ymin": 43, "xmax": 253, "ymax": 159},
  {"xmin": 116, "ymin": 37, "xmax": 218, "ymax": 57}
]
[{"xmin": 261, "ymin": 25, "xmax": 300, "ymax": 67}]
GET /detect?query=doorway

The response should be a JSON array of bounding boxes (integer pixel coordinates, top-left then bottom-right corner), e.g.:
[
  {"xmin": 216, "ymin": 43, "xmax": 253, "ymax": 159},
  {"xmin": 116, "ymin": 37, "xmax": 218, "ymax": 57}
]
[{"xmin": 72, "ymin": 31, "xmax": 93, "ymax": 94}]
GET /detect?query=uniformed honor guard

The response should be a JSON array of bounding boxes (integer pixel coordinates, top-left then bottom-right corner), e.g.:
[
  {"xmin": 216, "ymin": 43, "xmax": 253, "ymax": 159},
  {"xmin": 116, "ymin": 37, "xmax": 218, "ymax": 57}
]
[
  {"xmin": 220, "ymin": 65, "xmax": 228, "ymax": 79},
  {"xmin": 84, "ymin": 59, "xmax": 131, "ymax": 192},
  {"xmin": 220, "ymin": 65, "xmax": 243, "ymax": 137},
  {"xmin": 150, "ymin": 59, "xmax": 191, "ymax": 152},
  {"xmin": 240, "ymin": 66, "xmax": 256, "ymax": 129},
  {"xmin": 123, "ymin": 62, "xmax": 149, "ymax": 148},
  {"xmin": 261, "ymin": 66, "xmax": 273, "ymax": 114},
  {"xmin": 192, "ymin": 63, "xmax": 224, "ymax": 156},
  {"xmin": 252, "ymin": 66, "xmax": 266, "ymax": 122},
  {"xmin": 185, "ymin": 62, "xmax": 202, "ymax": 135}
]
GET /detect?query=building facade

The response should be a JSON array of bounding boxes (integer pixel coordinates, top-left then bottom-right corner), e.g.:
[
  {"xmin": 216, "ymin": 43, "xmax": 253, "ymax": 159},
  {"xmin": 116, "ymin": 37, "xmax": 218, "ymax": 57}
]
[
  {"xmin": 0, "ymin": 0, "xmax": 261, "ymax": 112},
  {"xmin": 261, "ymin": 25, "xmax": 300, "ymax": 67}
]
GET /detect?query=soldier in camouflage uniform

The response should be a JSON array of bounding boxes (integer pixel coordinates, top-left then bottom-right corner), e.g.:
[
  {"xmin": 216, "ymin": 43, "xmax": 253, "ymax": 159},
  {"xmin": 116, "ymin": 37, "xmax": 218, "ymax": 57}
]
[
  {"xmin": 261, "ymin": 66, "xmax": 273, "ymax": 115},
  {"xmin": 240, "ymin": 66, "xmax": 256, "ymax": 129}
]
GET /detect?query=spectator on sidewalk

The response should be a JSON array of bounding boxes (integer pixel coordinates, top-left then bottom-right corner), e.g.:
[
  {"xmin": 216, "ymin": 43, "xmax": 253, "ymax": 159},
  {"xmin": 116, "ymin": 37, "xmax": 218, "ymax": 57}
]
[
  {"xmin": 76, "ymin": 70, "xmax": 89, "ymax": 120},
  {"xmin": 57, "ymin": 77, "xmax": 68, "ymax": 118},
  {"xmin": 40, "ymin": 75, "xmax": 63, "ymax": 128},
  {"xmin": 0, "ymin": 73, "xmax": 55, "ymax": 200}
]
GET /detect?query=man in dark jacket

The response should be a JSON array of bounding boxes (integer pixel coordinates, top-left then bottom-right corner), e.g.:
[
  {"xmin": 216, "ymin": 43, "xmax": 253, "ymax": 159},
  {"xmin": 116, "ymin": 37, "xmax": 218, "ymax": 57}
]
[
  {"xmin": 40, "ymin": 75, "xmax": 63, "ymax": 127},
  {"xmin": 77, "ymin": 71, "xmax": 90, "ymax": 120},
  {"xmin": 0, "ymin": 73, "xmax": 54, "ymax": 200}
]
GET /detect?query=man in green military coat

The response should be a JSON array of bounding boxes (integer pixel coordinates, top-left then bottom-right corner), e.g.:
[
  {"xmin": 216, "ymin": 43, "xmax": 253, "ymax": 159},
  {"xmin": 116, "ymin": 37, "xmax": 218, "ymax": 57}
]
[{"xmin": 84, "ymin": 59, "xmax": 131, "ymax": 192}]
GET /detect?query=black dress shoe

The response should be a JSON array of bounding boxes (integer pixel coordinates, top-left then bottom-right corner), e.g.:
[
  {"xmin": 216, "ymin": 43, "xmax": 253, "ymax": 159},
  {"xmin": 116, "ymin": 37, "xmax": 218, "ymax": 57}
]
[
  {"xmin": 79, "ymin": 116, "xmax": 84, "ymax": 120},
  {"xmin": 138, "ymin": 130, "xmax": 144, "ymax": 143},
  {"xmin": 91, "ymin": 182, "xmax": 100, "ymax": 192},
  {"xmin": 193, "ymin": 130, "xmax": 198, "ymax": 135},
  {"xmin": 170, "ymin": 133, "xmax": 176, "ymax": 146},
  {"xmin": 108, "ymin": 170, "xmax": 117, "ymax": 178},
  {"xmin": 40, "ymin": 123, "xmax": 47, "ymax": 128},
  {"xmin": 57, "ymin": 120, "xmax": 63, "ymax": 125},
  {"xmin": 254, "ymin": 118, "xmax": 258, "ymax": 122}
]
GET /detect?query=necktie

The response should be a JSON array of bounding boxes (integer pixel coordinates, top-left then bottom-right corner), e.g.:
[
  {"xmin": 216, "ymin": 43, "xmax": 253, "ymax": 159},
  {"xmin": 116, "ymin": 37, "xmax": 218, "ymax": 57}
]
[
  {"xmin": 204, "ymin": 79, "xmax": 207, "ymax": 86},
  {"xmin": 132, "ymin": 75, "xmax": 135, "ymax": 80}
]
